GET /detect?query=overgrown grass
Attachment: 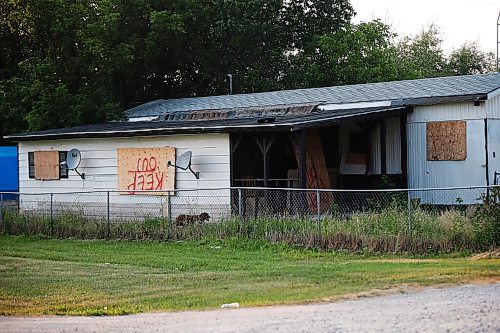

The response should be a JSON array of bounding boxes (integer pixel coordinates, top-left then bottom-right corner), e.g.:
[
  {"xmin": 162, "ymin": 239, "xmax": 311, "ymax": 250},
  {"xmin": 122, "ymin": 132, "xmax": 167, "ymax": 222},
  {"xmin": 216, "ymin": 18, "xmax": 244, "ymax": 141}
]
[
  {"xmin": 0, "ymin": 235, "xmax": 498, "ymax": 315},
  {"xmin": 1, "ymin": 202, "xmax": 497, "ymax": 253}
]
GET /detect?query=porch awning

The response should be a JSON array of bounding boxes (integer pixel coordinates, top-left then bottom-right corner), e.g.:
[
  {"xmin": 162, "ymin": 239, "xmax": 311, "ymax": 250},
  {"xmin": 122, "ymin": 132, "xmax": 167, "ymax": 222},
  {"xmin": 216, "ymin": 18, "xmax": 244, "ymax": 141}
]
[{"xmin": 6, "ymin": 104, "xmax": 409, "ymax": 141}]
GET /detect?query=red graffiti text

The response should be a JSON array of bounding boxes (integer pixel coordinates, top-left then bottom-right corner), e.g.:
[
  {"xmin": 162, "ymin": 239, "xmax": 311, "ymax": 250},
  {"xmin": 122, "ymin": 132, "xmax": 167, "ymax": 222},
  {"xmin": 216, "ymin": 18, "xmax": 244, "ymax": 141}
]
[{"xmin": 127, "ymin": 157, "xmax": 165, "ymax": 193}]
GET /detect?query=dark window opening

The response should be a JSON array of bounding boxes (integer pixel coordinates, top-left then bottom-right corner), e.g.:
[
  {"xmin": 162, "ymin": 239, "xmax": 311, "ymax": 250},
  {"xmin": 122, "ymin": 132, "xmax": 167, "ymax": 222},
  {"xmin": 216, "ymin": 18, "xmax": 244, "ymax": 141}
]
[
  {"xmin": 59, "ymin": 151, "xmax": 68, "ymax": 178},
  {"xmin": 28, "ymin": 152, "xmax": 35, "ymax": 179}
]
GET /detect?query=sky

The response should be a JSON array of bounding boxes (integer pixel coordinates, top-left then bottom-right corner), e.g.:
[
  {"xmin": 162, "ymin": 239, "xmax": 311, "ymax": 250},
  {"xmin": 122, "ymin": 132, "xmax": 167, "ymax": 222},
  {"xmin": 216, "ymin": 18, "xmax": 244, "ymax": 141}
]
[{"xmin": 350, "ymin": 0, "xmax": 500, "ymax": 55}]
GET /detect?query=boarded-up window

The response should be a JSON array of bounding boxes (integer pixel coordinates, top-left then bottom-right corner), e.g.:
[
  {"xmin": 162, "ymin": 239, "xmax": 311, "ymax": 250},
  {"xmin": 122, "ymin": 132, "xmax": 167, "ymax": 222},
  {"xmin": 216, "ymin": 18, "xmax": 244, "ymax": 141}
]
[
  {"xmin": 426, "ymin": 121, "xmax": 467, "ymax": 161},
  {"xmin": 29, "ymin": 151, "xmax": 68, "ymax": 179},
  {"xmin": 117, "ymin": 147, "xmax": 176, "ymax": 194},
  {"xmin": 33, "ymin": 151, "xmax": 60, "ymax": 180}
]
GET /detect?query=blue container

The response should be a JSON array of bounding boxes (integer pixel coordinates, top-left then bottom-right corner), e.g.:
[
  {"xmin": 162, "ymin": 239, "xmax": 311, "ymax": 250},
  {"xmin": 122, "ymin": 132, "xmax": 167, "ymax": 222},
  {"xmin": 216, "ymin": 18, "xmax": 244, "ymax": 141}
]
[{"xmin": 0, "ymin": 146, "xmax": 19, "ymax": 193}]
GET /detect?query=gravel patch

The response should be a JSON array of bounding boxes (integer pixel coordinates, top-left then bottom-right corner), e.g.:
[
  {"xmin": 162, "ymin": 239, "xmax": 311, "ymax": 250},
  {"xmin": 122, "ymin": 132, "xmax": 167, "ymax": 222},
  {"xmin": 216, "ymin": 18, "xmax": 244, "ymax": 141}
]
[{"xmin": 1, "ymin": 283, "xmax": 499, "ymax": 333}]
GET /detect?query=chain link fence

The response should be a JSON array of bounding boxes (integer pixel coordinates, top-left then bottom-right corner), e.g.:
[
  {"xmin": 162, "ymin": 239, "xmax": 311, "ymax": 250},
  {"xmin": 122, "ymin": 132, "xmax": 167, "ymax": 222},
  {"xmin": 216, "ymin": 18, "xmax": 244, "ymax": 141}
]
[{"xmin": 0, "ymin": 186, "xmax": 498, "ymax": 247}]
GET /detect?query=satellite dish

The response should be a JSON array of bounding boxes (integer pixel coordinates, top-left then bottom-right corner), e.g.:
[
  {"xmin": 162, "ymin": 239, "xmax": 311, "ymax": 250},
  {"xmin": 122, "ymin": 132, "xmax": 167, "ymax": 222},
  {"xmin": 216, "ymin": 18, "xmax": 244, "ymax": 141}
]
[
  {"xmin": 66, "ymin": 148, "xmax": 81, "ymax": 170},
  {"xmin": 168, "ymin": 151, "xmax": 200, "ymax": 179},
  {"xmin": 61, "ymin": 148, "xmax": 85, "ymax": 179},
  {"xmin": 176, "ymin": 151, "xmax": 192, "ymax": 170}
]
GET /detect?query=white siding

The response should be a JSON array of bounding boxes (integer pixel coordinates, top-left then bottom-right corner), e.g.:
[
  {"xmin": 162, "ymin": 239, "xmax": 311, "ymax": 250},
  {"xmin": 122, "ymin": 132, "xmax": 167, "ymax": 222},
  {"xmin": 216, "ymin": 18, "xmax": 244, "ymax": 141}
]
[
  {"xmin": 407, "ymin": 117, "xmax": 486, "ymax": 204},
  {"xmin": 18, "ymin": 133, "xmax": 231, "ymax": 219},
  {"xmin": 488, "ymin": 119, "xmax": 500, "ymax": 185},
  {"xmin": 385, "ymin": 117, "xmax": 402, "ymax": 174},
  {"xmin": 486, "ymin": 90, "xmax": 500, "ymax": 119},
  {"xmin": 407, "ymin": 101, "xmax": 485, "ymax": 123}
]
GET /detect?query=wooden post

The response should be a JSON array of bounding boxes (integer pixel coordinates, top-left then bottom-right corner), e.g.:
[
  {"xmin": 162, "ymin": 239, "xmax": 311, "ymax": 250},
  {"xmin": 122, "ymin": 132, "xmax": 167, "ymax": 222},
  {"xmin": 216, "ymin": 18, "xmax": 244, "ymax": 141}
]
[
  {"xmin": 255, "ymin": 133, "xmax": 275, "ymax": 188},
  {"xmin": 299, "ymin": 130, "xmax": 307, "ymax": 189},
  {"xmin": 263, "ymin": 135, "xmax": 268, "ymax": 187},
  {"xmin": 230, "ymin": 135, "xmax": 242, "ymax": 187}
]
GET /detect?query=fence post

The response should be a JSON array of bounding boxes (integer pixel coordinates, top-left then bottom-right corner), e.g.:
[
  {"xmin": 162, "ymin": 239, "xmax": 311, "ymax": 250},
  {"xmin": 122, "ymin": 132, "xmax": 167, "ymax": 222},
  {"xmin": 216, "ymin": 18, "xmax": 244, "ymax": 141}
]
[
  {"xmin": 50, "ymin": 193, "xmax": 54, "ymax": 234},
  {"xmin": 238, "ymin": 188, "xmax": 243, "ymax": 232},
  {"xmin": 407, "ymin": 189, "xmax": 412, "ymax": 242},
  {"xmin": 106, "ymin": 191, "xmax": 110, "ymax": 237},
  {"xmin": 316, "ymin": 189, "xmax": 321, "ymax": 235},
  {"xmin": 167, "ymin": 191, "xmax": 172, "ymax": 225}
]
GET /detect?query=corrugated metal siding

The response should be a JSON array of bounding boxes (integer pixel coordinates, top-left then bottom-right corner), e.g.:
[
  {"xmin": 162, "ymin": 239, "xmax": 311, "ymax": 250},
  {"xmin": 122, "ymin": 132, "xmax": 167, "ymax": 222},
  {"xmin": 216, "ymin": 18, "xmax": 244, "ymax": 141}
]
[
  {"xmin": 385, "ymin": 117, "xmax": 401, "ymax": 174},
  {"xmin": 407, "ymin": 120, "xmax": 486, "ymax": 204},
  {"xmin": 18, "ymin": 134, "xmax": 231, "ymax": 212},
  {"xmin": 486, "ymin": 93, "xmax": 500, "ymax": 119},
  {"xmin": 407, "ymin": 102, "xmax": 484, "ymax": 123},
  {"xmin": 488, "ymin": 119, "xmax": 500, "ymax": 184}
]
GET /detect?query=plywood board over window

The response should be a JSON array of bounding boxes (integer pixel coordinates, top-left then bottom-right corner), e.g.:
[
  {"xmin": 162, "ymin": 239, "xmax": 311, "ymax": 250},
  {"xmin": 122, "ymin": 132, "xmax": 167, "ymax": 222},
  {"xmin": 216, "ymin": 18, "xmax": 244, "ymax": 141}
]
[
  {"xmin": 34, "ymin": 151, "xmax": 60, "ymax": 180},
  {"xmin": 426, "ymin": 121, "xmax": 467, "ymax": 161},
  {"xmin": 117, "ymin": 147, "xmax": 176, "ymax": 194}
]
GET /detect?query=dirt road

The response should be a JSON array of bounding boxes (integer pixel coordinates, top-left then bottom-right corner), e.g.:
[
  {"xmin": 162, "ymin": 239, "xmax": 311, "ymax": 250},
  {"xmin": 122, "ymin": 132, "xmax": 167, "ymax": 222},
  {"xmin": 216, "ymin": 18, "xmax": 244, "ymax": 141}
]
[{"xmin": 1, "ymin": 283, "xmax": 499, "ymax": 333}]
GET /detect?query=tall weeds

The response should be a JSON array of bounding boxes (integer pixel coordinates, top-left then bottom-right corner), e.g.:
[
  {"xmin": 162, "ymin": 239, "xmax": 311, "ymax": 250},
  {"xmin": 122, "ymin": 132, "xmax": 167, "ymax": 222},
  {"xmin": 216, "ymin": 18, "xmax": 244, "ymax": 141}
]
[{"xmin": 1, "ymin": 201, "xmax": 496, "ymax": 253}]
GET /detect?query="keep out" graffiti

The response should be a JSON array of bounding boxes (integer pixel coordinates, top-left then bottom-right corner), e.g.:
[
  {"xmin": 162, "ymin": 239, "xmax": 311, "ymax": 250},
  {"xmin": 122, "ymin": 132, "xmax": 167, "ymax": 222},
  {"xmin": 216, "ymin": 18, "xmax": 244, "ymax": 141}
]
[
  {"xmin": 127, "ymin": 157, "xmax": 165, "ymax": 192},
  {"xmin": 117, "ymin": 147, "xmax": 176, "ymax": 195}
]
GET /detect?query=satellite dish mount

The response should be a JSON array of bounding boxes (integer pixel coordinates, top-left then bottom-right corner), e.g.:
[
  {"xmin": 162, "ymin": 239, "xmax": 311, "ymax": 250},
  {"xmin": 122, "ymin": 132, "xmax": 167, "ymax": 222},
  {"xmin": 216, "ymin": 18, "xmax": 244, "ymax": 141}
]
[
  {"xmin": 168, "ymin": 151, "xmax": 200, "ymax": 179},
  {"xmin": 61, "ymin": 148, "xmax": 85, "ymax": 179}
]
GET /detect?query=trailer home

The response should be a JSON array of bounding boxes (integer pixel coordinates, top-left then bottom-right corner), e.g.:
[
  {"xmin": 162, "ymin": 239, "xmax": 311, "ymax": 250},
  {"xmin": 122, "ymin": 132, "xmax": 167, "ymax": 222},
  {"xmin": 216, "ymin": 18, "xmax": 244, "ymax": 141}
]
[{"xmin": 5, "ymin": 73, "xmax": 500, "ymax": 217}]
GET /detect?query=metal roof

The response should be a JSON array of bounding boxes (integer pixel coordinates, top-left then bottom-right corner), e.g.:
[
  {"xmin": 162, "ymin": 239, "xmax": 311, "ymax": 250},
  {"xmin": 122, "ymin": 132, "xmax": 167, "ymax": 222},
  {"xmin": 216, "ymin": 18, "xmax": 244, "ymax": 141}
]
[{"xmin": 125, "ymin": 73, "xmax": 500, "ymax": 118}]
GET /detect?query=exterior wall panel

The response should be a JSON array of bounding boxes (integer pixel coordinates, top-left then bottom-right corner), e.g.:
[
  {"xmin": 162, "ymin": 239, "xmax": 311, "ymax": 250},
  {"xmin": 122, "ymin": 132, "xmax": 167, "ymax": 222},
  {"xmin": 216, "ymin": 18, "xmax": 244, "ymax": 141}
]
[
  {"xmin": 486, "ymin": 91, "xmax": 500, "ymax": 119},
  {"xmin": 408, "ymin": 104, "xmax": 487, "ymax": 204},
  {"xmin": 407, "ymin": 119, "xmax": 486, "ymax": 203},
  {"xmin": 18, "ymin": 133, "xmax": 231, "ymax": 219},
  {"xmin": 385, "ymin": 117, "xmax": 402, "ymax": 174},
  {"xmin": 407, "ymin": 102, "xmax": 484, "ymax": 123},
  {"xmin": 488, "ymin": 119, "xmax": 500, "ymax": 184}
]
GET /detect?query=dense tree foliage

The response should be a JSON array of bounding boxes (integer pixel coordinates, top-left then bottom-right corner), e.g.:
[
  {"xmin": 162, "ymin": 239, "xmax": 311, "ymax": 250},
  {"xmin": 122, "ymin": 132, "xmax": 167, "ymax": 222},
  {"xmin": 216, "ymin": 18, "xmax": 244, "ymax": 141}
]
[{"xmin": 0, "ymin": 0, "xmax": 495, "ymax": 141}]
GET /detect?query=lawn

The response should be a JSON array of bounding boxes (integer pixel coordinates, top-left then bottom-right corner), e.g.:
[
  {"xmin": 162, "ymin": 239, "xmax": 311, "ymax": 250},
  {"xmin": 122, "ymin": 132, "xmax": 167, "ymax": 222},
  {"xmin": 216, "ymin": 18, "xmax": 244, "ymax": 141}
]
[{"xmin": 0, "ymin": 235, "xmax": 498, "ymax": 315}]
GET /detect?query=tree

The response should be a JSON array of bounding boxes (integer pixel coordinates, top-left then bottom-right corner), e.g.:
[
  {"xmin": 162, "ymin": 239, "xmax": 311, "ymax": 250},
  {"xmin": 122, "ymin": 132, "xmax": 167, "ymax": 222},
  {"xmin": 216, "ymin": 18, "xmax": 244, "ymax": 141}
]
[
  {"xmin": 395, "ymin": 24, "xmax": 447, "ymax": 79},
  {"xmin": 447, "ymin": 42, "xmax": 496, "ymax": 75},
  {"xmin": 285, "ymin": 20, "xmax": 400, "ymax": 88},
  {"xmin": 0, "ymin": 1, "xmax": 496, "ymax": 143}
]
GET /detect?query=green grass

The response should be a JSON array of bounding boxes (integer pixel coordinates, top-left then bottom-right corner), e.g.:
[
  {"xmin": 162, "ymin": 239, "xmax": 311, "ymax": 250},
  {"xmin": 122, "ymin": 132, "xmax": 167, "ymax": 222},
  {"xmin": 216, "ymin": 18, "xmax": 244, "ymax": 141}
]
[{"xmin": 0, "ymin": 235, "xmax": 498, "ymax": 315}]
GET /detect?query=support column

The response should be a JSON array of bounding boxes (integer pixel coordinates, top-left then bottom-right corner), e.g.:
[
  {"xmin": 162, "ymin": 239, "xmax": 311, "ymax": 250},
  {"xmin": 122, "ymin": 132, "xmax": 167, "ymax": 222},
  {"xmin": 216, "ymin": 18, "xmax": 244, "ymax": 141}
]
[
  {"xmin": 255, "ymin": 133, "xmax": 275, "ymax": 187},
  {"xmin": 299, "ymin": 130, "xmax": 307, "ymax": 189}
]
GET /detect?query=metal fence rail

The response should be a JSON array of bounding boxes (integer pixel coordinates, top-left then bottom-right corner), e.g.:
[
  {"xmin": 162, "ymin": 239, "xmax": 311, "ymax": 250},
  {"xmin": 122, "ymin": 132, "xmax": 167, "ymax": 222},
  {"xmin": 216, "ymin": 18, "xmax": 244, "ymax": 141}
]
[{"xmin": 0, "ymin": 185, "xmax": 498, "ymax": 239}]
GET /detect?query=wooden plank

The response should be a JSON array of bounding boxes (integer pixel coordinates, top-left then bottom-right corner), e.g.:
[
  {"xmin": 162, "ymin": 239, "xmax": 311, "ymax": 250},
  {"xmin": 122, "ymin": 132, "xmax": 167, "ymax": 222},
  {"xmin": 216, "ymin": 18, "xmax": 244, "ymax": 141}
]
[
  {"xmin": 117, "ymin": 147, "xmax": 175, "ymax": 194},
  {"xmin": 292, "ymin": 129, "xmax": 330, "ymax": 212},
  {"xmin": 426, "ymin": 121, "xmax": 467, "ymax": 161},
  {"xmin": 305, "ymin": 129, "xmax": 330, "ymax": 190},
  {"xmin": 34, "ymin": 151, "xmax": 59, "ymax": 180},
  {"xmin": 306, "ymin": 129, "xmax": 331, "ymax": 212}
]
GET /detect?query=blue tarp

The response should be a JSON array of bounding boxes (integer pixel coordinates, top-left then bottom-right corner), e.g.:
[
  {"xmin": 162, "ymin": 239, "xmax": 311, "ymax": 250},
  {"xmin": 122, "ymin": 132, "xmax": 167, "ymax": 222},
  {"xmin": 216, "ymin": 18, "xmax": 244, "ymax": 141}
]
[{"xmin": 0, "ymin": 146, "xmax": 19, "ymax": 192}]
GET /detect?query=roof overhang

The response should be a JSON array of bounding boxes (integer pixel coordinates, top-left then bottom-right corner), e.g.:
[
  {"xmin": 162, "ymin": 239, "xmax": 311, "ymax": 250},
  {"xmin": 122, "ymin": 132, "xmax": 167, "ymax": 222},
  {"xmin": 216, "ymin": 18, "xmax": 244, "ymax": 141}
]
[{"xmin": 5, "ymin": 105, "xmax": 410, "ymax": 142}]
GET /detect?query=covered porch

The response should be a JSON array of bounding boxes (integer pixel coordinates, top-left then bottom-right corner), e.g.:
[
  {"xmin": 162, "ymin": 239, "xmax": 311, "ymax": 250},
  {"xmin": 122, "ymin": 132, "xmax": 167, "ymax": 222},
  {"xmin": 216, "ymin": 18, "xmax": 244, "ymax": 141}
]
[
  {"xmin": 230, "ymin": 107, "xmax": 410, "ymax": 191},
  {"xmin": 229, "ymin": 105, "xmax": 410, "ymax": 217}
]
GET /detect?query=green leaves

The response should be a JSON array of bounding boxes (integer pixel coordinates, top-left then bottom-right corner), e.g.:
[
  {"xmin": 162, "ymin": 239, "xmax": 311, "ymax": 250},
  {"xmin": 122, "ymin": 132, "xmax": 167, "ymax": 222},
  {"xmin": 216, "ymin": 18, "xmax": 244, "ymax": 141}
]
[{"xmin": 0, "ymin": 1, "xmax": 494, "ymax": 141}]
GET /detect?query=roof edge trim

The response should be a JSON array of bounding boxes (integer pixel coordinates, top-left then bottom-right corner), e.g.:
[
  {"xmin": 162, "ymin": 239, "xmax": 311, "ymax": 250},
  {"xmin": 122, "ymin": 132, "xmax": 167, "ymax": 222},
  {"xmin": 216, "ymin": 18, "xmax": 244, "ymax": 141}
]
[
  {"xmin": 4, "ymin": 123, "xmax": 289, "ymax": 141},
  {"xmin": 319, "ymin": 101, "xmax": 391, "ymax": 111},
  {"xmin": 487, "ymin": 87, "xmax": 500, "ymax": 100}
]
